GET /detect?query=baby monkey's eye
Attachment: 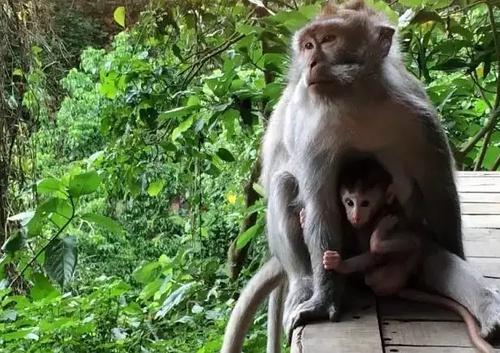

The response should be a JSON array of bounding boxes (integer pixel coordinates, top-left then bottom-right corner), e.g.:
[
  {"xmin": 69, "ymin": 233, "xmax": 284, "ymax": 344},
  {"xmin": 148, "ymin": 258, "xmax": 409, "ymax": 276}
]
[
  {"xmin": 345, "ymin": 199, "xmax": 354, "ymax": 207},
  {"xmin": 322, "ymin": 34, "xmax": 336, "ymax": 43},
  {"xmin": 361, "ymin": 200, "xmax": 370, "ymax": 207},
  {"xmin": 304, "ymin": 42, "xmax": 314, "ymax": 50}
]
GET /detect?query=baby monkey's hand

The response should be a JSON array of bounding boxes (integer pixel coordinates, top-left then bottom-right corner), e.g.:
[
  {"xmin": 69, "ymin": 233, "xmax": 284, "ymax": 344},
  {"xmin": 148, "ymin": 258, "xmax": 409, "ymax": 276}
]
[
  {"xmin": 299, "ymin": 208, "xmax": 305, "ymax": 230},
  {"xmin": 323, "ymin": 250, "xmax": 342, "ymax": 270}
]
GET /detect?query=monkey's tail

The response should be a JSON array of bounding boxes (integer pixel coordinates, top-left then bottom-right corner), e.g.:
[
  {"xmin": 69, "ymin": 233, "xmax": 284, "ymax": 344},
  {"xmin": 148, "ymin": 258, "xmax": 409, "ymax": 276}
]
[
  {"xmin": 399, "ymin": 289, "xmax": 494, "ymax": 353},
  {"xmin": 221, "ymin": 257, "xmax": 284, "ymax": 353}
]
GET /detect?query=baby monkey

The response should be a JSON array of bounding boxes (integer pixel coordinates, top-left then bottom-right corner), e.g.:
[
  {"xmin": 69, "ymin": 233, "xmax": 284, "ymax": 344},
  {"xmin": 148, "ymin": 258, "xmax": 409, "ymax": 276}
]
[
  {"xmin": 300, "ymin": 157, "xmax": 493, "ymax": 353},
  {"xmin": 325, "ymin": 157, "xmax": 420, "ymax": 295}
]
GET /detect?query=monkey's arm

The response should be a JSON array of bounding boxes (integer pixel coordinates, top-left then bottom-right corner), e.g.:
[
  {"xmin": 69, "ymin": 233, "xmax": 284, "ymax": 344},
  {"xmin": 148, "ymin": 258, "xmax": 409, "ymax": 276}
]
[
  {"xmin": 330, "ymin": 252, "xmax": 378, "ymax": 274},
  {"xmin": 371, "ymin": 230, "xmax": 420, "ymax": 254}
]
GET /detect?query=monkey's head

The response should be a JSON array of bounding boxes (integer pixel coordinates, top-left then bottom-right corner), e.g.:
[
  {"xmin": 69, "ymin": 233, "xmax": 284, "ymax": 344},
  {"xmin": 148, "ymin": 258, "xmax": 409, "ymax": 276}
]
[
  {"xmin": 290, "ymin": 1, "xmax": 395, "ymax": 97},
  {"xmin": 339, "ymin": 157, "xmax": 394, "ymax": 228}
]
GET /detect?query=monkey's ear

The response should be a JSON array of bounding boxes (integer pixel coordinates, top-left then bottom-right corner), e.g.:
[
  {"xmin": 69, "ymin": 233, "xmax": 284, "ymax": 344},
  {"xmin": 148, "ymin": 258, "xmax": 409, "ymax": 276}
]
[
  {"xmin": 386, "ymin": 184, "xmax": 395, "ymax": 203},
  {"xmin": 319, "ymin": 1, "xmax": 338, "ymax": 18},
  {"xmin": 342, "ymin": 0, "xmax": 366, "ymax": 10},
  {"xmin": 377, "ymin": 26, "xmax": 395, "ymax": 58}
]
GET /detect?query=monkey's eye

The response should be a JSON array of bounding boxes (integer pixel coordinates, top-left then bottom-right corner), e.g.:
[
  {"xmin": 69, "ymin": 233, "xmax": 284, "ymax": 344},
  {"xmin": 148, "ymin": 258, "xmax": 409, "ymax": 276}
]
[
  {"xmin": 361, "ymin": 200, "xmax": 370, "ymax": 207},
  {"xmin": 322, "ymin": 34, "xmax": 336, "ymax": 43},
  {"xmin": 345, "ymin": 199, "xmax": 354, "ymax": 207},
  {"xmin": 304, "ymin": 42, "xmax": 314, "ymax": 50}
]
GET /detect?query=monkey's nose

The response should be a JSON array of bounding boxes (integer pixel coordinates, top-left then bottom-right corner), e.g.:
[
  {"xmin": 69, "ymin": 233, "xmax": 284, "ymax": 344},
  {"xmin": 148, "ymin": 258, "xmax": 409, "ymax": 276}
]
[{"xmin": 310, "ymin": 60, "xmax": 317, "ymax": 69}]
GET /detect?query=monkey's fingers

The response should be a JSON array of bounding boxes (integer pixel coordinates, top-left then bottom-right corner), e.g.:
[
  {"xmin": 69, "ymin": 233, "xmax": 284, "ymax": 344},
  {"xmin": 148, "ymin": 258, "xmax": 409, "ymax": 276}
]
[
  {"xmin": 299, "ymin": 208, "xmax": 306, "ymax": 229},
  {"xmin": 323, "ymin": 250, "xmax": 340, "ymax": 257},
  {"xmin": 323, "ymin": 260, "xmax": 336, "ymax": 270}
]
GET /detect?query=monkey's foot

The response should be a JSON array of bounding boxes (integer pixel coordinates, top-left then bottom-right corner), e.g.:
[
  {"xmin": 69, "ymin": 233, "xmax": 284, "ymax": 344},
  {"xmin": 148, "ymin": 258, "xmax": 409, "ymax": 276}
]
[
  {"xmin": 479, "ymin": 287, "xmax": 500, "ymax": 341},
  {"xmin": 289, "ymin": 294, "xmax": 339, "ymax": 333},
  {"xmin": 283, "ymin": 282, "xmax": 313, "ymax": 341}
]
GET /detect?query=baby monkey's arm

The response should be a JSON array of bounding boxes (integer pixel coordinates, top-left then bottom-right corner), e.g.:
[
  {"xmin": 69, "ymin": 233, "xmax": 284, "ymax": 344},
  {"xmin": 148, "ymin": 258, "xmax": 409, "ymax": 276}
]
[
  {"xmin": 323, "ymin": 250, "xmax": 378, "ymax": 274},
  {"xmin": 370, "ymin": 215, "xmax": 420, "ymax": 254}
]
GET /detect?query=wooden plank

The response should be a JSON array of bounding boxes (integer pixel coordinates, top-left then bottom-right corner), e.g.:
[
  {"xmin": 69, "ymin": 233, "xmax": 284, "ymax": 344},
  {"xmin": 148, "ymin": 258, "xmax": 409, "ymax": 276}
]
[
  {"xmin": 459, "ymin": 193, "xmax": 500, "ymax": 203},
  {"xmin": 462, "ymin": 215, "xmax": 500, "ymax": 228},
  {"xmin": 463, "ymin": 228, "xmax": 500, "ymax": 257},
  {"xmin": 468, "ymin": 257, "xmax": 500, "ymax": 278},
  {"xmin": 458, "ymin": 177, "xmax": 500, "ymax": 184},
  {"xmin": 291, "ymin": 292, "xmax": 382, "ymax": 353},
  {"xmin": 457, "ymin": 172, "xmax": 500, "ymax": 177},
  {"xmin": 379, "ymin": 297, "xmax": 459, "ymax": 321},
  {"xmin": 461, "ymin": 203, "xmax": 500, "ymax": 215},
  {"xmin": 464, "ymin": 228, "xmax": 500, "ymax": 239},
  {"xmin": 457, "ymin": 183, "xmax": 500, "ymax": 192},
  {"xmin": 384, "ymin": 347, "xmax": 500, "ymax": 353},
  {"xmin": 382, "ymin": 321, "xmax": 500, "ymax": 352},
  {"xmin": 381, "ymin": 321, "xmax": 474, "ymax": 347}
]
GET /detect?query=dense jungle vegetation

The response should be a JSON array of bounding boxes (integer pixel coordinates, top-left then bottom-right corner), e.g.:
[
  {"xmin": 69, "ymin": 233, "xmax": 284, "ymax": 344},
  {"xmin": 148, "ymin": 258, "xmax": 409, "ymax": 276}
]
[{"xmin": 0, "ymin": 0, "xmax": 499, "ymax": 352}]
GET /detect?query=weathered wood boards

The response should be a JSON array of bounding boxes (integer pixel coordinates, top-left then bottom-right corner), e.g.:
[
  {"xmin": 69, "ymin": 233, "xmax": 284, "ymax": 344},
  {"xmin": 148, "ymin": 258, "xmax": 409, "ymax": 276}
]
[{"xmin": 291, "ymin": 293, "xmax": 382, "ymax": 353}]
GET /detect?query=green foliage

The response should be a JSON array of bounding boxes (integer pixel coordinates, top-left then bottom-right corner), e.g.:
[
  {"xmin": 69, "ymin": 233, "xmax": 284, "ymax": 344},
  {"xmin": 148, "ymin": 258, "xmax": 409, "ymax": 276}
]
[{"xmin": 1, "ymin": 1, "xmax": 498, "ymax": 352}]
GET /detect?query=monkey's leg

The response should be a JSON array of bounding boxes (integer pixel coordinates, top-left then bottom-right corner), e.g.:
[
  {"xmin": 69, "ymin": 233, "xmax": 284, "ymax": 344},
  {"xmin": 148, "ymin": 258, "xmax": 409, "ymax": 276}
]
[
  {"xmin": 288, "ymin": 150, "xmax": 347, "ymax": 329},
  {"xmin": 267, "ymin": 171, "xmax": 313, "ymax": 336},
  {"xmin": 417, "ymin": 168, "xmax": 464, "ymax": 258},
  {"xmin": 290, "ymin": 189, "xmax": 345, "ymax": 328},
  {"xmin": 419, "ymin": 243, "xmax": 500, "ymax": 339},
  {"xmin": 365, "ymin": 263, "xmax": 410, "ymax": 296}
]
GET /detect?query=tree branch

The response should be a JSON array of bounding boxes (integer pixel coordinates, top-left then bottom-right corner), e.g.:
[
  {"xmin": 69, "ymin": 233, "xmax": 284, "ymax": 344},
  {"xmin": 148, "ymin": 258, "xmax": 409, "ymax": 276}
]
[
  {"xmin": 181, "ymin": 34, "xmax": 245, "ymax": 88},
  {"xmin": 491, "ymin": 154, "xmax": 500, "ymax": 171}
]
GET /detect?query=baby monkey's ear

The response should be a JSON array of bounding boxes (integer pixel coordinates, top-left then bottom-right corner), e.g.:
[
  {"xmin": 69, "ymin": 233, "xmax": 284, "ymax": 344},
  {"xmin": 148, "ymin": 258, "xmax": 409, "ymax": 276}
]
[
  {"xmin": 386, "ymin": 183, "xmax": 396, "ymax": 204},
  {"xmin": 377, "ymin": 26, "xmax": 395, "ymax": 58}
]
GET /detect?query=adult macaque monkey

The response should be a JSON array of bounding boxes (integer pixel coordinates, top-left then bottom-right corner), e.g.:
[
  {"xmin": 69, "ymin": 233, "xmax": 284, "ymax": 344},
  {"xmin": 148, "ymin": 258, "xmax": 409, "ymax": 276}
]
[{"xmin": 221, "ymin": 2, "xmax": 500, "ymax": 353}]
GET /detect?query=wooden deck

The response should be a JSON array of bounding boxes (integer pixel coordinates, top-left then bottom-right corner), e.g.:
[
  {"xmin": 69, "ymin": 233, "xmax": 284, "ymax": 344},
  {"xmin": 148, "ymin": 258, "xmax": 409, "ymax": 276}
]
[{"xmin": 291, "ymin": 172, "xmax": 500, "ymax": 353}]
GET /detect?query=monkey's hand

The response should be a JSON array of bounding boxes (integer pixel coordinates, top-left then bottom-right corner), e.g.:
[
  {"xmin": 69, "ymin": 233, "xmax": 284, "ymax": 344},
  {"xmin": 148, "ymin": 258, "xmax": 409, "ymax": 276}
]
[
  {"xmin": 323, "ymin": 250, "xmax": 342, "ymax": 270},
  {"xmin": 299, "ymin": 208, "xmax": 306, "ymax": 230}
]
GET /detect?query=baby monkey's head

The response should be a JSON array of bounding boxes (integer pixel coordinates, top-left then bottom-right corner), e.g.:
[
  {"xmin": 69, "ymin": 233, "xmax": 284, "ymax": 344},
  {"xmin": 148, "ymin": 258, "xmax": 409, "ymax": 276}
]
[{"xmin": 339, "ymin": 158, "xmax": 394, "ymax": 228}]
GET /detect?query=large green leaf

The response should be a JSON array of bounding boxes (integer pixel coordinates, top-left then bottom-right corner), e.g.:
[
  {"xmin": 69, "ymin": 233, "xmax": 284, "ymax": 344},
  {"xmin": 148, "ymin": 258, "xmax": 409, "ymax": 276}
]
[
  {"xmin": 159, "ymin": 105, "xmax": 199, "ymax": 121},
  {"xmin": 44, "ymin": 236, "xmax": 78, "ymax": 288},
  {"xmin": 113, "ymin": 6, "xmax": 126, "ymax": 28},
  {"xmin": 37, "ymin": 178, "xmax": 66, "ymax": 198},
  {"xmin": 235, "ymin": 220, "xmax": 264, "ymax": 250},
  {"xmin": 155, "ymin": 282, "xmax": 195, "ymax": 319},
  {"xmin": 35, "ymin": 198, "xmax": 74, "ymax": 229},
  {"xmin": 171, "ymin": 116, "xmax": 194, "ymax": 141},
  {"xmin": 1, "ymin": 231, "xmax": 26, "ymax": 254},
  {"xmin": 68, "ymin": 171, "xmax": 101, "ymax": 197},
  {"xmin": 81, "ymin": 213, "xmax": 124, "ymax": 234},
  {"xmin": 134, "ymin": 264, "xmax": 158, "ymax": 284},
  {"xmin": 147, "ymin": 180, "xmax": 165, "ymax": 197},
  {"xmin": 30, "ymin": 273, "xmax": 59, "ymax": 301},
  {"xmin": 398, "ymin": 0, "xmax": 426, "ymax": 7},
  {"xmin": 216, "ymin": 148, "xmax": 235, "ymax": 162}
]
